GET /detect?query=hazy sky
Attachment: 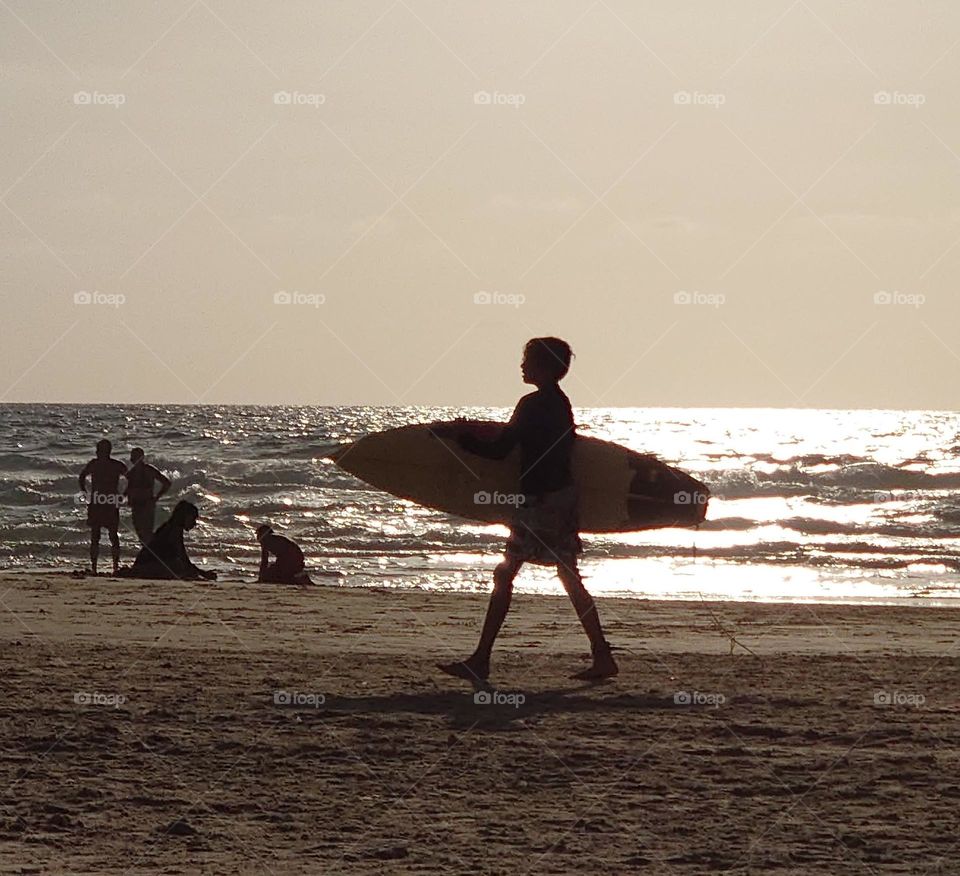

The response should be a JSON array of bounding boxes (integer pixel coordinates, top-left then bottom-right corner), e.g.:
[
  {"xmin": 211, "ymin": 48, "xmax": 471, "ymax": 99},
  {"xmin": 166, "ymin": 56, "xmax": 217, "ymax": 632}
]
[{"xmin": 2, "ymin": 1, "xmax": 959, "ymax": 408}]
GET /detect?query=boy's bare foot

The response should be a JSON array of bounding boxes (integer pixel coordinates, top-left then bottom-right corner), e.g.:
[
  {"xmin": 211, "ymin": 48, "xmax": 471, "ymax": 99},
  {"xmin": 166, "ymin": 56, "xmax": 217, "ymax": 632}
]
[
  {"xmin": 571, "ymin": 646, "xmax": 619, "ymax": 680},
  {"xmin": 437, "ymin": 657, "xmax": 490, "ymax": 682}
]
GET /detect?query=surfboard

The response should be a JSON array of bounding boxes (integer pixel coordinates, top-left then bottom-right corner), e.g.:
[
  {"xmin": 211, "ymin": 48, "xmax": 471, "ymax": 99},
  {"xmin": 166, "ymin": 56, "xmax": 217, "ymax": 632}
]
[{"xmin": 327, "ymin": 421, "xmax": 709, "ymax": 533}]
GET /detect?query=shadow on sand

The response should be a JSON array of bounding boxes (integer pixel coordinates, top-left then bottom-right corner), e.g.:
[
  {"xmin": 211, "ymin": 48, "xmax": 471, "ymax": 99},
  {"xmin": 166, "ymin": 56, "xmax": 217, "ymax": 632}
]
[{"xmin": 305, "ymin": 684, "xmax": 678, "ymax": 730}]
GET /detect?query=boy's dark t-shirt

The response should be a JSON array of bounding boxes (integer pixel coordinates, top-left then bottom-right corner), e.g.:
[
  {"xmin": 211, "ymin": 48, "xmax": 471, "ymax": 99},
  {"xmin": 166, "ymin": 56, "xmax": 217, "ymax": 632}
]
[
  {"xmin": 262, "ymin": 533, "xmax": 304, "ymax": 564},
  {"xmin": 459, "ymin": 384, "xmax": 575, "ymax": 496}
]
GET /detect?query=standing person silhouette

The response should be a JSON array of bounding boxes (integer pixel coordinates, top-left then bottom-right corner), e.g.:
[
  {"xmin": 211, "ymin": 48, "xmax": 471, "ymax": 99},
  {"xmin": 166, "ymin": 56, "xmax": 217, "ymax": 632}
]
[
  {"xmin": 437, "ymin": 337, "xmax": 618, "ymax": 682},
  {"xmin": 125, "ymin": 447, "xmax": 171, "ymax": 545},
  {"xmin": 78, "ymin": 439, "xmax": 127, "ymax": 575}
]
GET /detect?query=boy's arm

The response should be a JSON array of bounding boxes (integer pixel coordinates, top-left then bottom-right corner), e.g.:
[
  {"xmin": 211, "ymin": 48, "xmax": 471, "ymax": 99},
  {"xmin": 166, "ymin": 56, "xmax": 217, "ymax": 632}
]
[
  {"xmin": 258, "ymin": 546, "xmax": 270, "ymax": 580},
  {"xmin": 78, "ymin": 461, "xmax": 91, "ymax": 493},
  {"xmin": 458, "ymin": 399, "xmax": 528, "ymax": 460},
  {"xmin": 153, "ymin": 467, "xmax": 172, "ymax": 499}
]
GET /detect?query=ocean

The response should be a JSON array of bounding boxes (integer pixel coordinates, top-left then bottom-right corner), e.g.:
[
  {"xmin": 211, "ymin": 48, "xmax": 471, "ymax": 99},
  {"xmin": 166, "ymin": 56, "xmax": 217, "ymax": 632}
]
[{"xmin": 2, "ymin": 404, "xmax": 958, "ymax": 603}]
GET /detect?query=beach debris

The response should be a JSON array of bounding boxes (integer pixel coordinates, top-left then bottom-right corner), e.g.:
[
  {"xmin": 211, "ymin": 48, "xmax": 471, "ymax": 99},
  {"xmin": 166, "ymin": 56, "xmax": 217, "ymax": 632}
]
[
  {"xmin": 161, "ymin": 818, "xmax": 198, "ymax": 837},
  {"xmin": 698, "ymin": 593, "xmax": 762, "ymax": 661},
  {"xmin": 365, "ymin": 845, "xmax": 408, "ymax": 860}
]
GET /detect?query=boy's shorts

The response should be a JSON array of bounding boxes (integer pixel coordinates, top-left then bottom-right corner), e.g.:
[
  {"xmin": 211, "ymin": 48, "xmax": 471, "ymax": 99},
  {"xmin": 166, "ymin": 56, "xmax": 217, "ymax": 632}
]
[
  {"xmin": 505, "ymin": 484, "xmax": 583, "ymax": 566},
  {"xmin": 87, "ymin": 501, "xmax": 120, "ymax": 531}
]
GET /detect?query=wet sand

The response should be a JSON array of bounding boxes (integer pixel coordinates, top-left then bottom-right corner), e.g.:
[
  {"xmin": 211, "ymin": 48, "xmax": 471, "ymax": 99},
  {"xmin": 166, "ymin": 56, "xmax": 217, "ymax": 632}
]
[{"xmin": 1, "ymin": 571, "xmax": 959, "ymax": 874}]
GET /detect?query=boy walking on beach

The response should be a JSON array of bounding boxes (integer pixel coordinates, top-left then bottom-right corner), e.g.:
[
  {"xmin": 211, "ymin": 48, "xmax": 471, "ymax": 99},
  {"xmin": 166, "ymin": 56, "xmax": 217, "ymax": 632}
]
[
  {"xmin": 438, "ymin": 337, "xmax": 618, "ymax": 681},
  {"xmin": 125, "ymin": 447, "xmax": 171, "ymax": 545},
  {"xmin": 78, "ymin": 439, "xmax": 127, "ymax": 575}
]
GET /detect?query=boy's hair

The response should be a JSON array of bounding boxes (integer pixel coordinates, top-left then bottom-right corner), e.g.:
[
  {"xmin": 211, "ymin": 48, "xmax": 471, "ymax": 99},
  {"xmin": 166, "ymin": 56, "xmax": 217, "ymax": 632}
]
[
  {"xmin": 525, "ymin": 337, "xmax": 573, "ymax": 381},
  {"xmin": 96, "ymin": 438, "xmax": 111, "ymax": 456}
]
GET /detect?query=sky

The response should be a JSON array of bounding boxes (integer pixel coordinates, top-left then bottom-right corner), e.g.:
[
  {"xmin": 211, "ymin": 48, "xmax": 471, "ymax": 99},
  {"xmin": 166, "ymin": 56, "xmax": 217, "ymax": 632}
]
[{"xmin": 2, "ymin": 1, "xmax": 959, "ymax": 408}]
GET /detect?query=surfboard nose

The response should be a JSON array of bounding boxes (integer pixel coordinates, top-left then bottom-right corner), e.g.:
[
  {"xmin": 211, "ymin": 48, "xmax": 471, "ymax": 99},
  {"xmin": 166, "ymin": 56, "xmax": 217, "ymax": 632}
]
[{"xmin": 319, "ymin": 442, "xmax": 351, "ymax": 462}]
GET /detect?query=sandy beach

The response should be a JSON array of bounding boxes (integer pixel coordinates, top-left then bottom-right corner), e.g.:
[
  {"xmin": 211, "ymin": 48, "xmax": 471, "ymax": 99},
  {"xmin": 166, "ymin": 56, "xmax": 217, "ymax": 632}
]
[{"xmin": 0, "ymin": 572, "xmax": 957, "ymax": 874}]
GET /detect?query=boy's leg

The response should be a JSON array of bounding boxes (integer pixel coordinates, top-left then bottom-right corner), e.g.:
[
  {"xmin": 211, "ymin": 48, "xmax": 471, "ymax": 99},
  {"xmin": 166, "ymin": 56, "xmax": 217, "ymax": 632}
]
[
  {"xmin": 108, "ymin": 526, "xmax": 121, "ymax": 574},
  {"xmin": 90, "ymin": 526, "xmax": 101, "ymax": 574},
  {"xmin": 260, "ymin": 561, "xmax": 281, "ymax": 583},
  {"xmin": 556, "ymin": 557, "xmax": 618, "ymax": 679},
  {"xmin": 132, "ymin": 502, "xmax": 154, "ymax": 545},
  {"xmin": 438, "ymin": 555, "xmax": 522, "ymax": 681}
]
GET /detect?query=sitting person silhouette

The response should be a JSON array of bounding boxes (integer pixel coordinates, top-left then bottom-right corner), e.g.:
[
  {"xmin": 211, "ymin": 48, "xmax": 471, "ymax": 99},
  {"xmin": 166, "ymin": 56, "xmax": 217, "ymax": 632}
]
[
  {"xmin": 119, "ymin": 501, "xmax": 216, "ymax": 580},
  {"xmin": 256, "ymin": 524, "xmax": 310, "ymax": 584}
]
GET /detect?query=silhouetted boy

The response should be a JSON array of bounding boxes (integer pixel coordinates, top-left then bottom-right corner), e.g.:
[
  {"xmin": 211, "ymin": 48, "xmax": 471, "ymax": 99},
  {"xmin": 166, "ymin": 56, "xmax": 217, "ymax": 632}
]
[
  {"xmin": 256, "ymin": 525, "xmax": 310, "ymax": 584},
  {"xmin": 78, "ymin": 438, "xmax": 127, "ymax": 575},
  {"xmin": 437, "ymin": 337, "xmax": 618, "ymax": 681}
]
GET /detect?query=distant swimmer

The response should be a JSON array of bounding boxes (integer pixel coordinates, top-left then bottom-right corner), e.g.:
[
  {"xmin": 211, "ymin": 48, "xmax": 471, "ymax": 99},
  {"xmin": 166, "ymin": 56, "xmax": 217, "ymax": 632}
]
[
  {"xmin": 78, "ymin": 438, "xmax": 127, "ymax": 575},
  {"xmin": 119, "ymin": 501, "xmax": 217, "ymax": 581},
  {"xmin": 436, "ymin": 337, "xmax": 618, "ymax": 682},
  {"xmin": 256, "ymin": 525, "xmax": 311, "ymax": 584},
  {"xmin": 125, "ymin": 447, "xmax": 171, "ymax": 545}
]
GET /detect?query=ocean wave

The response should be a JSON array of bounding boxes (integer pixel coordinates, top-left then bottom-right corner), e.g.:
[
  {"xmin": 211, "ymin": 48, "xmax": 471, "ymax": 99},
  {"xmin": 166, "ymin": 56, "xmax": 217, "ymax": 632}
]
[{"xmin": 706, "ymin": 462, "xmax": 960, "ymax": 500}]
